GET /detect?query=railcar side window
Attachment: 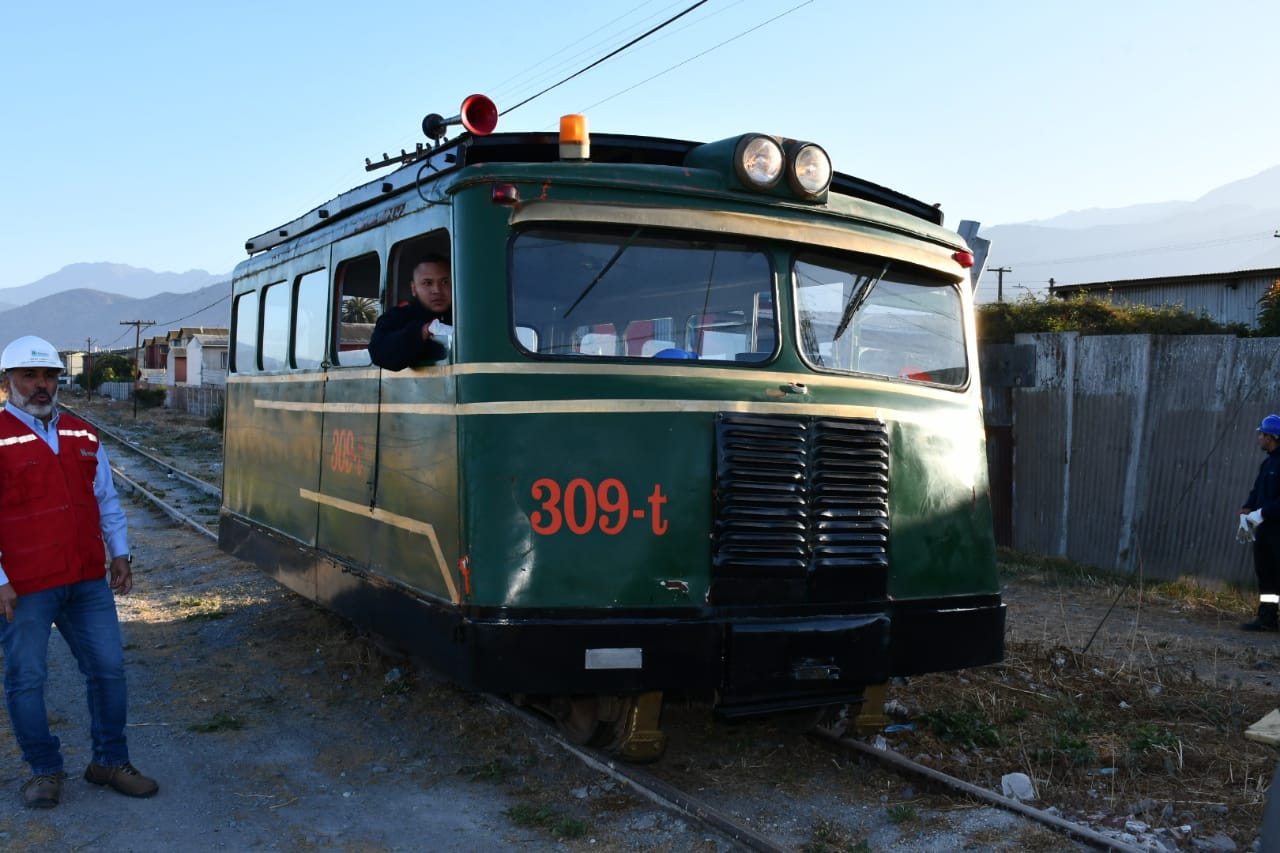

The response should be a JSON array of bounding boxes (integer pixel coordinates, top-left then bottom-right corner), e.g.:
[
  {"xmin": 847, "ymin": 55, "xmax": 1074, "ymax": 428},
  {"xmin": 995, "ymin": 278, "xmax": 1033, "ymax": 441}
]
[
  {"xmin": 795, "ymin": 254, "xmax": 967, "ymax": 386},
  {"xmin": 294, "ymin": 270, "xmax": 327, "ymax": 369},
  {"xmin": 336, "ymin": 253, "xmax": 381, "ymax": 365},
  {"xmin": 261, "ymin": 282, "xmax": 290, "ymax": 371},
  {"xmin": 232, "ymin": 291, "xmax": 259, "ymax": 373},
  {"xmin": 511, "ymin": 226, "xmax": 774, "ymax": 362}
]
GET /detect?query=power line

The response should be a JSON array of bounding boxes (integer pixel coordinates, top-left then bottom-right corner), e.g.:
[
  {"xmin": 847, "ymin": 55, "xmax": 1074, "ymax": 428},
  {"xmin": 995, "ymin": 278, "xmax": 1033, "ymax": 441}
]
[
  {"xmin": 575, "ymin": 1, "xmax": 815, "ymax": 114},
  {"xmin": 98, "ymin": 292, "xmax": 230, "ymax": 350},
  {"xmin": 502, "ymin": 0, "xmax": 711, "ymax": 117},
  {"xmin": 487, "ymin": 2, "xmax": 675, "ymax": 104}
]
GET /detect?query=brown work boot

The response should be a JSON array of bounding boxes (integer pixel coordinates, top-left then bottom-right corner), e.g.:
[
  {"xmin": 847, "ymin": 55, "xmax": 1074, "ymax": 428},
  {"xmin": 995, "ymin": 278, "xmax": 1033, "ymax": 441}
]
[
  {"xmin": 22, "ymin": 772, "xmax": 65, "ymax": 809},
  {"xmin": 83, "ymin": 762, "xmax": 159, "ymax": 798}
]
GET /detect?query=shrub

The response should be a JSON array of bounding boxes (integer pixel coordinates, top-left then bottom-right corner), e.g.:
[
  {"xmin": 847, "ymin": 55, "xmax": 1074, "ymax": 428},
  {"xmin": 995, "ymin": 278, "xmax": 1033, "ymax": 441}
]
[
  {"xmin": 133, "ymin": 387, "xmax": 166, "ymax": 408},
  {"xmin": 977, "ymin": 292, "xmax": 1250, "ymax": 344},
  {"xmin": 1256, "ymin": 280, "xmax": 1280, "ymax": 337}
]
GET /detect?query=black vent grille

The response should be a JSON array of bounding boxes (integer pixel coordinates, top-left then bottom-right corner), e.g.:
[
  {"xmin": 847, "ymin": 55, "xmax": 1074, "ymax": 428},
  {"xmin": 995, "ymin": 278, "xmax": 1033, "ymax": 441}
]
[{"xmin": 713, "ymin": 413, "xmax": 889, "ymax": 605}]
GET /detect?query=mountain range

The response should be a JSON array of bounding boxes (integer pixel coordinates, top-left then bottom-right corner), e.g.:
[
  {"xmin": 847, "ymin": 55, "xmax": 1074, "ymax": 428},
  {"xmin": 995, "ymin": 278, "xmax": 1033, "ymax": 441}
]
[
  {"xmin": 981, "ymin": 165, "xmax": 1280, "ymax": 296},
  {"xmin": 2, "ymin": 164, "xmax": 1278, "ymax": 350},
  {"xmin": 0, "ymin": 267, "xmax": 231, "ymax": 353}
]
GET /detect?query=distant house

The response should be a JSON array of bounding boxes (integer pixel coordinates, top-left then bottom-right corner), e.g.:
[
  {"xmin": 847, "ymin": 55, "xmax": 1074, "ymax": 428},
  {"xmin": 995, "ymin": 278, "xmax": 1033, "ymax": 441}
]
[
  {"xmin": 57, "ymin": 350, "xmax": 87, "ymax": 383},
  {"xmin": 140, "ymin": 334, "xmax": 167, "ymax": 384},
  {"xmin": 162, "ymin": 326, "xmax": 228, "ymax": 387},
  {"xmin": 1052, "ymin": 266, "xmax": 1280, "ymax": 328},
  {"xmin": 187, "ymin": 333, "xmax": 228, "ymax": 386}
]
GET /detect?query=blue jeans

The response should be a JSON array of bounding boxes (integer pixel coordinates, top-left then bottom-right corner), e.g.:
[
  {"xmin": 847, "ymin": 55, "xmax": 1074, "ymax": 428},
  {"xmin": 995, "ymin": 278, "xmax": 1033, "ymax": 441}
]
[{"xmin": 0, "ymin": 578, "xmax": 130, "ymax": 775}]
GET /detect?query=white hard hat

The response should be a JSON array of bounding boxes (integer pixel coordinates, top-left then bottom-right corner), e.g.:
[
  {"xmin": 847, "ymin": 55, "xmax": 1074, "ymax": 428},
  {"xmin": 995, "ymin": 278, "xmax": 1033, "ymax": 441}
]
[{"xmin": 1, "ymin": 336, "xmax": 65, "ymax": 371}]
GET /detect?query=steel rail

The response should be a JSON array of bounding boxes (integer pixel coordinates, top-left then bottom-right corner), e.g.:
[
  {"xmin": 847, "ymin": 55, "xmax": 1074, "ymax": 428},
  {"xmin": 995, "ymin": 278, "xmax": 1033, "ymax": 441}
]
[
  {"xmin": 64, "ymin": 405, "xmax": 221, "ymax": 497},
  {"xmin": 489, "ymin": 695, "xmax": 789, "ymax": 853},
  {"xmin": 810, "ymin": 729, "xmax": 1148, "ymax": 853},
  {"xmin": 65, "ymin": 406, "xmax": 221, "ymax": 541}
]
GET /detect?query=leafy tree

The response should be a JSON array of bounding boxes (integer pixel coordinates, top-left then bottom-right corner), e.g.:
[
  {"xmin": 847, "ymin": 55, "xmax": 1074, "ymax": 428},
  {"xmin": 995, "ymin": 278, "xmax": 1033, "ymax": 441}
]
[
  {"xmin": 1256, "ymin": 280, "xmax": 1280, "ymax": 337},
  {"xmin": 79, "ymin": 353, "xmax": 135, "ymax": 389},
  {"xmin": 342, "ymin": 297, "xmax": 379, "ymax": 323}
]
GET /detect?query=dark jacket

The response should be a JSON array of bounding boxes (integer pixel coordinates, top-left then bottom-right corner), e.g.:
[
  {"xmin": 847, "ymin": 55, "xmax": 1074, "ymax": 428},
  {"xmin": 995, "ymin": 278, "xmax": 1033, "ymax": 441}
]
[
  {"xmin": 1245, "ymin": 446, "xmax": 1280, "ymax": 536},
  {"xmin": 368, "ymin": 300, "xmax": 450, "ymax": 370}
]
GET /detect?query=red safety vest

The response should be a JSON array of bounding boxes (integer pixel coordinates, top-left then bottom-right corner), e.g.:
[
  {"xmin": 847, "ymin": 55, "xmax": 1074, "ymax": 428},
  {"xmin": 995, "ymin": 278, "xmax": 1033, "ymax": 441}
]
[{"xmin": 0, "ymin": 410, "xmax": 107, "ymax": 595}]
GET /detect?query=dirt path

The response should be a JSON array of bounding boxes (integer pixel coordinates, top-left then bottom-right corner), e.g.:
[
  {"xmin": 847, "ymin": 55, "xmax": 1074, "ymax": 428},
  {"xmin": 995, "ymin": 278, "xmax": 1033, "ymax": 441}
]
[{"xmin": 0, "ymin": 505, "xmax": 715, "ymax": 852}]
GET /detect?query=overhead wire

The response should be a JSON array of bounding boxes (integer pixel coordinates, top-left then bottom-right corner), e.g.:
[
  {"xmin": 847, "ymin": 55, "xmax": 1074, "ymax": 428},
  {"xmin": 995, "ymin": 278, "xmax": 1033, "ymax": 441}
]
[
  {"xmin": 488, "ymin": 2, "xmax": 695, "ymax": 108},
  {"xmin": 97, "ymin": 292, "xmax": 232, "ymax": 351},
  {"xmin": 574, "ymin": 0, "xmax": 815, "ymax": 114},
  {"xmin": 501, "ymin": 0, "xmax": 711, "ymax": 117}
]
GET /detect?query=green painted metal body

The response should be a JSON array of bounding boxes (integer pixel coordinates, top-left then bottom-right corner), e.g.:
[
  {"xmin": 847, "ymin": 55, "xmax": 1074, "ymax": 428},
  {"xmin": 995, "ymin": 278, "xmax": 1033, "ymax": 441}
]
[{"xmin": 220, "ymin": 129, "xmax": 1001, "ymax": 701}]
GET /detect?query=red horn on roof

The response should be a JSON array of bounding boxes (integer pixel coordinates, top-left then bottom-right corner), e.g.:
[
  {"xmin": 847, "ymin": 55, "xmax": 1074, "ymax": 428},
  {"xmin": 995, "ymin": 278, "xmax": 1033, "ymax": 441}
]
[{"xmin": 422, "ymin": 94, "xmax": 498, "ymax": 141}]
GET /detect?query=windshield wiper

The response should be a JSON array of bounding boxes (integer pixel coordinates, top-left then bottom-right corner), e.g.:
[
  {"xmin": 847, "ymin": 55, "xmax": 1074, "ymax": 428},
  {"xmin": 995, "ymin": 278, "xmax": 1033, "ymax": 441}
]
[
  {"xmin": 562, "ymin": 227, "xmax": 642, "ymax": 319},
  {"xmin": 832, "ymin": 261, "xmax": 890, "ymax": 342}
]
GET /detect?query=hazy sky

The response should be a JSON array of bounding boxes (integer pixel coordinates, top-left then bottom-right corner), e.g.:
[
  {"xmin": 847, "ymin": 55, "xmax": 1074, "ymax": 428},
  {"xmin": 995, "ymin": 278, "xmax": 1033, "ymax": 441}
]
[{"xmin": 2, "ymin": 0, "xmax": 1276, "ymax": 290}]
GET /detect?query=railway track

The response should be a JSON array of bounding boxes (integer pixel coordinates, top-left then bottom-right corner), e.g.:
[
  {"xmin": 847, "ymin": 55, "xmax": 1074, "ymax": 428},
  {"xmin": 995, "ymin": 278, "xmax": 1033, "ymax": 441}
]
[
  {"xmin": 68, "ymin": 405, "xmax": 222, "ymax": 540},
  {"xmin": 69, "ymin": 406, "xmax": 1144, "ymax": 852}
]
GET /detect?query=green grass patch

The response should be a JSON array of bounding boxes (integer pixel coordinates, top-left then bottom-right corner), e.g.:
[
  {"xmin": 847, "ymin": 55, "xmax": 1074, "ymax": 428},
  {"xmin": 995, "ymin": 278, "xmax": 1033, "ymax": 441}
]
[
  {"xmin": 886, "ymin": 803, "xmax": 917, "ymax": 824},
  {"xmin": 458, "ymin": 759, "xmax": 513, "ymax": 783},
  {"xmin": 503, "ymin": 805, "xmax": 587, "ymax": 839},
  {"xmin": 920, "ymin": 709, "xmax": 1002, "ymax": 748},
  {"xmin": 802, "ymin": 818, "xmax": 868, "ymax": 852},
  {"xmin": 189, "ymin": 711, "xmax": 243, "ymax": 733},
  {"xmin": 1129, "ymin": 724, "xmax": 1180, "ymax": 755}
]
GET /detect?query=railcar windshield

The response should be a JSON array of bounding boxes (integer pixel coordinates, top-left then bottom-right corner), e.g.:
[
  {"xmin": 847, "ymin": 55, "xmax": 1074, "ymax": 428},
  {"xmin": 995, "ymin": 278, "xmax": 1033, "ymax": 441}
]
[
  {"xmin": 511, "ymin": 226, "xmax": 776, "ymax": 362},
  {"xmin": 795, "ymin": 253, "xmax": 967, "ymax": 386},
  {"xmin": 509, "ymin": 226, "xmax": 967, "ymax": 385}
]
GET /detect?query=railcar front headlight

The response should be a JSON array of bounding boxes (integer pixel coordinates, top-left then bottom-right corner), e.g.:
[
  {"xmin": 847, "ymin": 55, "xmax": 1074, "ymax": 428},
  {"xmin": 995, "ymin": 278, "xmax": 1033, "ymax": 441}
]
[
  {"xmin": 734, "ymin": 135, "xmax": 784, "ymax": 190},
  {"xmin": 788, "ymin": 143, "xmax": 832, "ymax": 198}
]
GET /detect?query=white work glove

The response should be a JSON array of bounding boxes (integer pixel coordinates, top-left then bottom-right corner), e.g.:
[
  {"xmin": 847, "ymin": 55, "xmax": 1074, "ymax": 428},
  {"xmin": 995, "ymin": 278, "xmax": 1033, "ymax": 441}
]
[
  {"xmin": 1247, "ymin": 509, "xmax": 1265, "ymax": 527},
  {"xmin": 1239, "ymin": 515, "xmax": 1256, "ymax": 543}
]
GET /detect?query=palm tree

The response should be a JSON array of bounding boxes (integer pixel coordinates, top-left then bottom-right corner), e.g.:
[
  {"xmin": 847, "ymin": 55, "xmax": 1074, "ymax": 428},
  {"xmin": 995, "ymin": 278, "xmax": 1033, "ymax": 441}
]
[{"xmin": 341, "ymin": 297, "xmax": 379, "ymax": 323}]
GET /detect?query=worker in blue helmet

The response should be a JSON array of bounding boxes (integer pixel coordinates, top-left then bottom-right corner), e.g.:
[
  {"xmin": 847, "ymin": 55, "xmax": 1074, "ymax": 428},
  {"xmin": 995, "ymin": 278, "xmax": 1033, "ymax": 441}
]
[{"xmin": 1240, "ymin": 414, "xmax": 1280, "ymax": 631}]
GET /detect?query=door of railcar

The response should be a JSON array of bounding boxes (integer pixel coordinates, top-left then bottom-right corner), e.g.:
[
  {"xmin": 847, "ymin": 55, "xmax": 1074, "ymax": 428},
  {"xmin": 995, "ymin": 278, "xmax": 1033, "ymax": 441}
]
[
  {"xmin": 315, "ymin": 232, "xmax": 384, "ymax": 575},
  {"xmin": 367, "ymin": 226, "xmax": 461, "ymax": 602}
]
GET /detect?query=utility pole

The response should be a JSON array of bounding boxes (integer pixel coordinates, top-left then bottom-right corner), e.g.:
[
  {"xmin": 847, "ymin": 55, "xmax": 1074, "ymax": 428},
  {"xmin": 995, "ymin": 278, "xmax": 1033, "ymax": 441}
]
[
  {"xmin": 989, "ymin": 266, "xmax": 1011, "ymax": 302},
  {"xmin": 120, "ymin": 320, "xmax": 155, "ymax": 418},
  {"xmin": 85, "ymin": 338, "xmax": 95, "ymax": 402},
  {"xmin": 1048, "ymin": 277, "xmax": 1056, "ymax": 299}
]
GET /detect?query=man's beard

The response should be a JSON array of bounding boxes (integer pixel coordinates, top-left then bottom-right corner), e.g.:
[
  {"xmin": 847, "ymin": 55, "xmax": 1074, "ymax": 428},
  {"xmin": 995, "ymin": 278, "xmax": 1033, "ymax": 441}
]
[{"xmin": 8, "ymin": 383, "xmax": 57, "ymax": 419}]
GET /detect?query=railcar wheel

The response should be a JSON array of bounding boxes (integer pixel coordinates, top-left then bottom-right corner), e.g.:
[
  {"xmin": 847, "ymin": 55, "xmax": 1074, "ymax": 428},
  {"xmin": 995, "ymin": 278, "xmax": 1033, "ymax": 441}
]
[
  {"xmin": 546, "ymin": 693, "xmax": 668, "ymax": 762},
  {"xmin": 555, "ymin": 697, "xmax": 613, "ymax": 746}
]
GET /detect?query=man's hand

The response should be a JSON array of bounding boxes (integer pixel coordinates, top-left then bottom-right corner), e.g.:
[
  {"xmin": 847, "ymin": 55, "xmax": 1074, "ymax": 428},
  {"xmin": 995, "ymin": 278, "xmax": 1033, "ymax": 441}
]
[
  {"xmin": 109, "ymin": 556, "xmax": 133, "ymax": 595},
  {"xmin": 0, "ymin": 583, "xmax": 15, "ymax": 622}
]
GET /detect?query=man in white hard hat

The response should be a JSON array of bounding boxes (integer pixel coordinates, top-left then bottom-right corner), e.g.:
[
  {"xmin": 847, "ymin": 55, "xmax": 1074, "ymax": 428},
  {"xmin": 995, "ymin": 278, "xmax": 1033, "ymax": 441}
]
[
  {"xmin": 0, "ymin": 335, "xmax": 158, "ymax": 808},
  {"xmin": 1241, "ymin": 414, "xmax": 1280, "ymax": 631}
]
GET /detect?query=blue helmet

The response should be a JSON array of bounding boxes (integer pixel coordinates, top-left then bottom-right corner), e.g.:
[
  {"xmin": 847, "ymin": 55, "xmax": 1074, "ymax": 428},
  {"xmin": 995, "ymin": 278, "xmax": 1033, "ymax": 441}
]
[{"xmin": 1258, "ymin": 415, "xmax": 1280, "ymax": 436}]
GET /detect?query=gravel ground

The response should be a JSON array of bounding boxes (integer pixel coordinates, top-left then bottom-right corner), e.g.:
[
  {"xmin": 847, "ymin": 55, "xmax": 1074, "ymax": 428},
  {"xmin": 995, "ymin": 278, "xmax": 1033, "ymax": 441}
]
[
  {"xmin": 8, "ymin": 397, "xmax": 1268, "ymax": 852},
  {"xmin": 0, "ymin": 497, "xmax": 1087, "ymax": 852}
]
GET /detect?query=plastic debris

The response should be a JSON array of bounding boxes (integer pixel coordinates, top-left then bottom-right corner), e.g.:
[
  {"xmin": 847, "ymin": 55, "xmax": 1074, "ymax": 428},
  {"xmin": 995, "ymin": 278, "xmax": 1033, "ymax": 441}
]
[
  {"xmin": 1000, "ymin": 772, "xmax": 1036, "ymax": 801},
  {"xmin": 1245, "ymin": 708, "xmax": 1280, "ymax": 745}
]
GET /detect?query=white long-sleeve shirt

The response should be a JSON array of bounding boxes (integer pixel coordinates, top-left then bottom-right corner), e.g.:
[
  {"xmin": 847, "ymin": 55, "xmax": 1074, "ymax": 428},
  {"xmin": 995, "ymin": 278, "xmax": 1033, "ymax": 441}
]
[{"xmin": 0, "ymin": 403, "xmax": 129, "ymax": 587}]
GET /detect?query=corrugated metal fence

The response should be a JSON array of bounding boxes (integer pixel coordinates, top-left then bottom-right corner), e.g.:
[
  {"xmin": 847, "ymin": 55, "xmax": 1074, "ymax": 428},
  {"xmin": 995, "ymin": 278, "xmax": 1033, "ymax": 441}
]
[{"xmin": 1001, "ymin": 332, "xmax": 1276, "ymax": 585}]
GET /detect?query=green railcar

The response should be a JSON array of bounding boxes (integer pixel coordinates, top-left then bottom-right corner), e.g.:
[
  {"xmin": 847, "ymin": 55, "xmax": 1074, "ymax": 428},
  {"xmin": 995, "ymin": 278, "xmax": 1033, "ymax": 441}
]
[{"xmin": 219, "ymin": 98, "xmax": 1004, "ymax": 759}]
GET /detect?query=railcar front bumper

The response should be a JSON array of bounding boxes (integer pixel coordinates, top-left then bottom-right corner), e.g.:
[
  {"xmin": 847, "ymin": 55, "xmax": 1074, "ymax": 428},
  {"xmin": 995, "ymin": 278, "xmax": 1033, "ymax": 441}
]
[{"xmin": 460, "ymin": 595, "xmax": 1006, "ymax": 712}]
